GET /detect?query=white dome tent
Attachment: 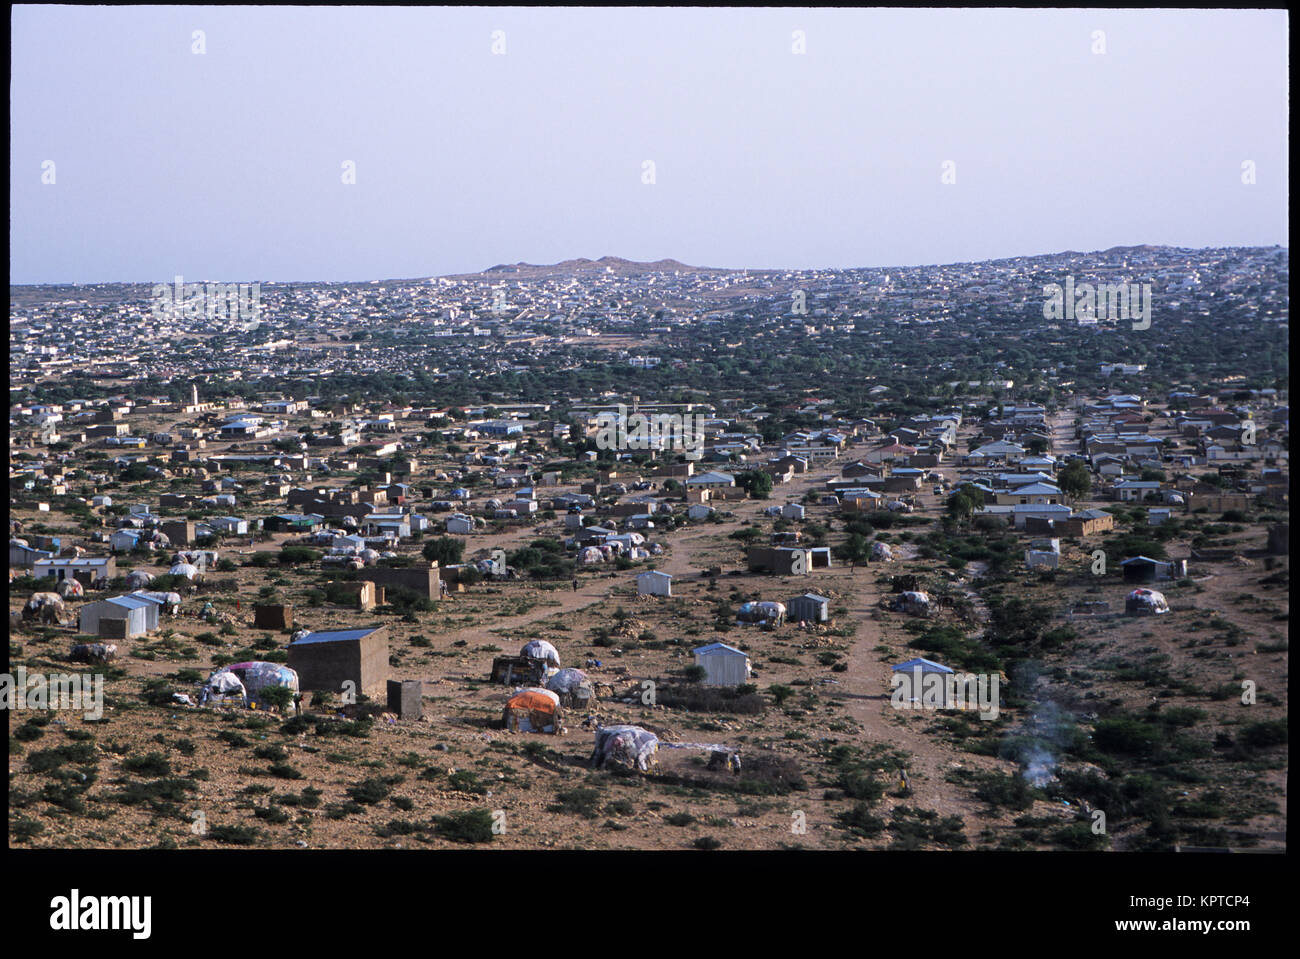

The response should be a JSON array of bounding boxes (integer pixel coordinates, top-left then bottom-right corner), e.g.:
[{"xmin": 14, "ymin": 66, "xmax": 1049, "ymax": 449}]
[
  {"xmin": 168, "ymin": 562, "xmax": 200, "ymax": 580},
  {"xmin": 520, "ymin": 639, "xmax": 561, "ymax": 669}
]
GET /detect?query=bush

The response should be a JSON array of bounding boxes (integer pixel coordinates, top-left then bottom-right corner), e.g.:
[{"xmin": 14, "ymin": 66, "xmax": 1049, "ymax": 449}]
[
  {"xmin": 550, "ymin": 788, "xmax": 603, "ymax": 819},
  {"xmin": 208, "ymin": 825, "xmax": 262, "ymax": 845},
  {"xmin": 1239, "ymin": 720, "xmax": 1287, "ymax": 750},
  {"xmin": 278, "ymin": 546, "xmax": 321, "ymax": 565},
  {"xmin": 1093, "ymin": 717, "xmax": 1162, "ymax": 756},
  {"xmin": 122, "ymin": 752, "xmax": 172, "ymax": 777},
  {"xmin": 448, "ymin": 770, "xmax": 487, "ymax": 794},
  {"xmin": 432, "ymin": 808, "xmax": 495, "ymax": 844},
  {"xmin": 769, "ymin": 684, "xmax": 795, "ymax": 706},
  {"xmin": 347, "ymin": 777, "xmax": 398, "ymax": 804},
  {"xmin": 838, "ymin": 802, "xmax": 886, "ymax": 839}
]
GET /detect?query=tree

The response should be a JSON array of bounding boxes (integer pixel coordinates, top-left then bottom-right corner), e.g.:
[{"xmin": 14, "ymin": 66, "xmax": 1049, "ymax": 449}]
[
  {"xmin": 947, "ymin": 491, "xmax": 977, "ymax": 524},
  {"xmin": 737, "ymin": 470, "xmax": 773, "ymax": 499},
  {"xmin": 422, "ymin": 537, "xmax": 464, "ymax": 566},
  {"xmin": 1058, "ymin": 461, "xmax": 1092, "ymax": 501},
  {"xmin": 836, "ymin": 531, "xmax": 872, "ymax": 569}
]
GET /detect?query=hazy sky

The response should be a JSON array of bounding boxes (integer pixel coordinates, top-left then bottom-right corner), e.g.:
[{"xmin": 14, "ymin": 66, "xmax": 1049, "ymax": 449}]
[{"xmin": 10, "ymin": 6, "xmax": 1289, "ymax": 283}]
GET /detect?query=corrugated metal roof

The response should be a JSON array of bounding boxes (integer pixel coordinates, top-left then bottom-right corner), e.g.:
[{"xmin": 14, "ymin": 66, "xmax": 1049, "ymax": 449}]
[
  {"xmin": 291, "ymin": 627, "xmax": 383, "ymax": 646},
  {"xmin": 891, "ymin": 657, "xmax": 953, "ymax": 673},
  {"xmin": 694, "ymin": 642, "xmax": 747, "ymax": 656},
  {"xmin": 105, "ymin": 595, "xmax": 155, "ymax": 610}
]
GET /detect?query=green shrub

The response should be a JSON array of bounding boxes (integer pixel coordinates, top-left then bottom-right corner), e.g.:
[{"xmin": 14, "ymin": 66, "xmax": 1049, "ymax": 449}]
[{"xmin": 432, "ymin": 808, "xmax": 495, "ymax": 844}]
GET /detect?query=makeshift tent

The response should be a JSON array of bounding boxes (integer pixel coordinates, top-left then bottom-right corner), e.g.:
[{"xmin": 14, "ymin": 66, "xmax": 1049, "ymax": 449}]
[
  {"xmin": 124, "ymin": 569, "xmax": 154, "ymax": 589},
  {"xmin": 891, "ymin": 591, "xmax": 931, "ymax": 616},
  {"xmin": 657, "ymin": 740, "xmax": 742, "ymax": 773},
  {"xmin": 1125, "ymin": 588, "xmax": 1170, "ymax": 616},
  {"xmin": 227, "ymin": 661, "xmax": 300, "ymax": 709},
  {"xmin": 168, "ymin": 562, "xmax": 200, "ymax": 580},
  {"xmin": 546, "ymin": 668, "xmax": 595, "ymax": 708},
  {"xmin": 198, "ymin": 668, "xmax": 247, "ymax": 707},
  {"xmin": 69, "ymin": 642, "xmax": 117, "ymax": 664},
  {"xmin": 503, "ymin": 687, "xmax": 562, "ymax": 733},
  {"xmin": 736, "ymin": 601, "xmax": 786, "ymax": 627},
  {"xmin": 577, "ymin": 546, "xmax": 604, "ymax": 565},
  {"xmin": 55, "ymin": 578, "xmax": 85, "ymax": 598},
  {"xmin": 591, "ymin": 724, "xmax": 660, "ymax": 772},
  {"xmin": 520, "ymin": 640, "xmax": 561, "ymax": 669},
  {"xmin": 870, "ymin": 541, "xmax": 894, "ymax": 562}
]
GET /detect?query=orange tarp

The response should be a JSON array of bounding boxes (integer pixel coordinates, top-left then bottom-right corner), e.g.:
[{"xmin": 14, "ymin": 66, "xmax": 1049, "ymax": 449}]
[{"xmin": 507, "ymin": 690, "xmax": 557, "ymax": 713}]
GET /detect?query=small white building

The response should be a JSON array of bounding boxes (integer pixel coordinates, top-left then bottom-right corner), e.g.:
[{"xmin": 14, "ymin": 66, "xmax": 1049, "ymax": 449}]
[
  {"xmin": 693, "ymin": 642, "xmax": 752, "ymax": 686},
  {"xmin": 79, "ymin": 594, "xmax": 158, "ymax": 639},
  {"xmin": 781, "ymin": 502, "xmax": 806, "ymax": 521},
  {"xmin": 636, "ymin": 570, "xmax": 672, "ymax": 597},
  {"xmin": 687, "ymin": 504, "xmax": 715, "ymax": 521},
  {"xmin": 211, "ymin": 516, "xmax": 249, "ymax": 535},
  {"xmin": 445, "ymin": 514, "xmax": 475, "ymax": 535}
]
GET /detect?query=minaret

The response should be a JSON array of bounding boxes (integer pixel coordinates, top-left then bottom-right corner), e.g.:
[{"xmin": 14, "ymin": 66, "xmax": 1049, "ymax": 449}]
[{"xmin": 192, "ymin": 384, "xmax": 199, "ymax": 407}]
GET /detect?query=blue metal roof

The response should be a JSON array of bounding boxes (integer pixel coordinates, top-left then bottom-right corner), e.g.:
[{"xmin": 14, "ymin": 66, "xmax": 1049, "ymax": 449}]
[
  {"xmin": 291, "ymin": 627, "xmax": 383, "ymax": 646},
  {"xmin": 106, "ymin": 595, "xmax": 155, "ymax": 610},
  {"xmin": 891, "ymin": 657, "xmax": 954, "ymax": 673}
]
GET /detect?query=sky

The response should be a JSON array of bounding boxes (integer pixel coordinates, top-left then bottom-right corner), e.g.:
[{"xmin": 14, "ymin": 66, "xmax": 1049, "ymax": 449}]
[{"xmin": 10, "ymin": 6, "xmax": 1289, "ymax": 283}]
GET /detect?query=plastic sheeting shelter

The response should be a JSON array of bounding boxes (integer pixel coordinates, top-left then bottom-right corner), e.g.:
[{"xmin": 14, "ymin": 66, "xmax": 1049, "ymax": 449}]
[
  {"xmin": 198, "ymin": 668, "xmax": 247, "ymax": 707},
  {"xmin": 227, "ymin": 661, "xmax": 300, "ymax": 709},
  {"xmin": 1125, "ymin": 588, "xmax": 1170, "ymax": 616},
  {"xmin": 591, "ymin": 725, "xmax": 660, "ymax": 772},
  {"xmin": 503, "ymin": 687, "xmax": 562, "ymax": 733},
  {"xmin": 519, "ymin": 640, "xmax": 560, "ymax": 668},
  {"xmin": 736, "ymin": 601, "xmax": 786, "ymax": 627},
  {"xmin": 124, "ymin": 570, "xmax": 154, "ymax": 589},
  {"xmin": 546, "ymin": 668, "xmax": 595, "ymax": 708},
  {"xmin": 891, "ymin": 591, "xmax": 931, "ymax": 616}
]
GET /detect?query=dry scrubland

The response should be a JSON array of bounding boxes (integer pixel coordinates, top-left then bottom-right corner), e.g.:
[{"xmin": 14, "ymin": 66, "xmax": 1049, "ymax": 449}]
[{"xmin": 9, "ymin": 462, "xmax": 1288, "ymax": 851}]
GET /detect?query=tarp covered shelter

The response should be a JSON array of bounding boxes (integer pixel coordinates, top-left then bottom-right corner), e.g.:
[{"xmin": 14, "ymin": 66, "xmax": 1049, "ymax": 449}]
[
  {"xmin": 198, "ymin": 668, "xmax": 247, "ymax": 707},
  {"xmin": 591, "ymin": 724, "xmax": 660, "ymax": 772},
  {"xmin": 736, "ymin": 601, "xmax": 786, "ymax": 627},
  {"xmin": 227, "ymin": 661, "xmax": 300, "ymax": 709},
  {"xmin": 546, "ymin": 667, "xmax": 595, "ymax": 708},
  {"xmin": 1125, "ymin": 588, "xmax": 1170, "ymax": 616},
  {"xmin": 503, "ymin": 687, "xmax": 562, "ymax": 733},
  {"xmin": 124, "ymin": 569, "xmax": 154, "ymax": 589},
  {"xmin": 519, "ymin": 640, "xmax": 560, "ymax": 669}
]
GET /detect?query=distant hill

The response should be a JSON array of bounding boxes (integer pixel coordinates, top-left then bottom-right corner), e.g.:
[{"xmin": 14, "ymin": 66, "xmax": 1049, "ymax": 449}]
[{"xmin": 447, "ymin": 256, "xmax": 725, "ymax": 279}]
